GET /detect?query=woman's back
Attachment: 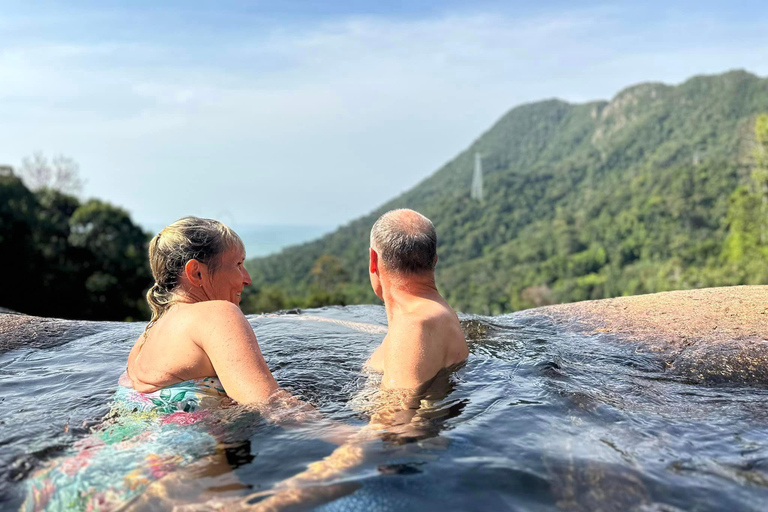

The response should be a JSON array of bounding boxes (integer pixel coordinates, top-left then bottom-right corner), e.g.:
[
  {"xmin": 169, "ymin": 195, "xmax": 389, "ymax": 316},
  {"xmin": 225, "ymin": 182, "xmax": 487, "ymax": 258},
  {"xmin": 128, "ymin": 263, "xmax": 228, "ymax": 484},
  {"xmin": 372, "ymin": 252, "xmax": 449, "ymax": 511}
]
[
  {"xmin": 127, "ymin": 299, "xmax": 278, "ymax": 404},
  {"xmin": 127, "ymin": 302, "xmax": 218, "ymax": 392}
]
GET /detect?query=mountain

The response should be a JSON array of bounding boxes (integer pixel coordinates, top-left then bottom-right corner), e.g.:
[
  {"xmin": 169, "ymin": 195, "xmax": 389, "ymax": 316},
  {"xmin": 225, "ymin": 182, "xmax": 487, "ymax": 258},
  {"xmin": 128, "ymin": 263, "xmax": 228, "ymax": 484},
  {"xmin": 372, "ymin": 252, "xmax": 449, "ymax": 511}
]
[{"xmin": 243, "ymin": 70, "xmax": 768, "ymax": 314}]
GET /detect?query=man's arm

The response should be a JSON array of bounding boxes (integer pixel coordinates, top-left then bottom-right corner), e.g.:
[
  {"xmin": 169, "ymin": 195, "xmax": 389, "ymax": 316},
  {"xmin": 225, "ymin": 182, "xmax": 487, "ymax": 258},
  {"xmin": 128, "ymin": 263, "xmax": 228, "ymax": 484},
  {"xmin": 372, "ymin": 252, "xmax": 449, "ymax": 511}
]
[
  {"xmin": 242, "ymin": 319, "xmax": 450, "ymax": 510},
  {"xmin": 242, "ymin": 390, "xmax": 425, "ymax": 511},
  {"xmin": 366, "ymin": 335, "xmax": 387, "ymax": 372}
]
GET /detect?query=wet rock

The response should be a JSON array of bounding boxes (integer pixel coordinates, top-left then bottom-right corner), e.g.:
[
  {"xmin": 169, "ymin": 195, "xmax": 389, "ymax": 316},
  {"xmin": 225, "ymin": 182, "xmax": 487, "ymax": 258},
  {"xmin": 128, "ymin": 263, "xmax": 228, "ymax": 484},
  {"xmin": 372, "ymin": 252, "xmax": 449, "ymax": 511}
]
[
  {"xmin": 0, "ymin": 313, "xmax": 110, "ymax": 353},
  {"xmin": 526, "ymin": 286, "xmax": 768, "ymax": 385},
  {"xmin": 460, "ymin": 318, "xmax": 488, "ymax": 341},
  {"xmin": 545, "ymin": 452, "xmax": 650, "ymax": 512}
]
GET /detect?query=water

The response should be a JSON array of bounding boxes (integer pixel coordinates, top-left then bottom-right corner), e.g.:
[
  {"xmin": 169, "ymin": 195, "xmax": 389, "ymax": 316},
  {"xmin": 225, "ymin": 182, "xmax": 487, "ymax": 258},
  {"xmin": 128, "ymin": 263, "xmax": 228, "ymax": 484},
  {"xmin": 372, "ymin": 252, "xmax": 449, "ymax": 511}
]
[{"xmin": 1, "ymin": 306, "xmax": 768, "ymax": 511}]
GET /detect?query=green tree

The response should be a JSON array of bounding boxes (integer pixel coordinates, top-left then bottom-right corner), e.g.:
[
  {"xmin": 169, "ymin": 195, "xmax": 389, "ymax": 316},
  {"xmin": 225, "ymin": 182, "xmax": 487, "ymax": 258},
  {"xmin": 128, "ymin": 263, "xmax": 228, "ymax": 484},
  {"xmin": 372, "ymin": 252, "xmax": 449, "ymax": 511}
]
[
  {"xmin": 0, "ymin": 173, "xmax": 41, "ymax": 314},
  {"xmin": 68, "ymin": 200, "xmax": 151, "ymax": 319},
  {"xmin": 0, "ymin": 170, "xmax": 151, "ymax": 320},
  {"xmin": 752, "ymin": 114, "xmax": 768, "ymax": 243},
  {"xmin": 722, "ymin": 114, "xmax": 768, "ymax": 270},
  {"xmin": 306, "ymin": 254, "xmax": 349, "ymax": 308},
  {"xmin": 310, "ymin": 254, "xmax": 349, "ymax": 292},
  {"xmin": 242, "ymin": 285, "xmax": 287, "ymax": 314}
]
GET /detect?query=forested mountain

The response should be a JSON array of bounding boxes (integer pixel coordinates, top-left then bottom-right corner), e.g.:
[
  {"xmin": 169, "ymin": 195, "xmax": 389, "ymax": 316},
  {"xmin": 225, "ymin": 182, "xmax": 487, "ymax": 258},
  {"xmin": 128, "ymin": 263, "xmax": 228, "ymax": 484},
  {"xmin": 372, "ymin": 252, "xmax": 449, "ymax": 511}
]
[{"xmin": 243, "ymin": 70, "xmax": 768, "ymax": 314}]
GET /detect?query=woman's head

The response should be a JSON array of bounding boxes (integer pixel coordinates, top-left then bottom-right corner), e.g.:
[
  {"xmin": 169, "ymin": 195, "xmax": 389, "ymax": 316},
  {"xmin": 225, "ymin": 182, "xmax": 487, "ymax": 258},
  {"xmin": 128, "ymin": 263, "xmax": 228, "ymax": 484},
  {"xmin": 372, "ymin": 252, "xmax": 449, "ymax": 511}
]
[{"xmin": 146, "ymin": 217, "xmax": 249, "ymax": 326}]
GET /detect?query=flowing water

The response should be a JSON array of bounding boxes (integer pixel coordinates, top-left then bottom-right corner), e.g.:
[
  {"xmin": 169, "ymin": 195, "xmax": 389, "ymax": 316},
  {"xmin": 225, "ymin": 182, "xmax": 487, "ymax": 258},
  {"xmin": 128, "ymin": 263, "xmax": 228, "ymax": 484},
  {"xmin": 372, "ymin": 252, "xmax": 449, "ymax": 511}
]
[{"xmin": 1, "ymin": 305, "xmax": 767, "ymax": 511}]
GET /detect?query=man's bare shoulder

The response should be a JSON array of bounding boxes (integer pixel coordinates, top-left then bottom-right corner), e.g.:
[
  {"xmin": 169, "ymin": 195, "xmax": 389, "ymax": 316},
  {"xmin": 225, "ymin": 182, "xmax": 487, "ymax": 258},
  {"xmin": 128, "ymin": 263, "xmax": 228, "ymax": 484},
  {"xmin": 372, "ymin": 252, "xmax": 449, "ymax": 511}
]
[
  {"xmin": 408, "ymin": 298, "xmax": 461, "ymax": 327},
  {"xmin": 425, "ymin": 301, "xmax": 461, "ymax": 324},
  {"xmin": 419, "ymin": 299, "xmax": 468, "ymax": 363},
  {"xmin": 383, "ymin": 297, "xmax": 467, "ymax": 387},
  {"xmin": 392, "ymin": 298, "xmax": 465, "ymax": 347}
]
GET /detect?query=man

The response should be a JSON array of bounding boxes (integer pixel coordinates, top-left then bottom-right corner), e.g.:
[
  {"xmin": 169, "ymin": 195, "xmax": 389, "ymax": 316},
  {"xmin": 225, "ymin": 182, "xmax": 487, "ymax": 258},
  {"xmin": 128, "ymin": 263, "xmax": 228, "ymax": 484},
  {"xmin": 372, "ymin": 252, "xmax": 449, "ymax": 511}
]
[
  {"xmin": 366, "ymin": 208, "xmax": 468, "ymax": 389},
  {"xmin": 241, "ymin": 209, "xmax": 469, "ymax": 511}
]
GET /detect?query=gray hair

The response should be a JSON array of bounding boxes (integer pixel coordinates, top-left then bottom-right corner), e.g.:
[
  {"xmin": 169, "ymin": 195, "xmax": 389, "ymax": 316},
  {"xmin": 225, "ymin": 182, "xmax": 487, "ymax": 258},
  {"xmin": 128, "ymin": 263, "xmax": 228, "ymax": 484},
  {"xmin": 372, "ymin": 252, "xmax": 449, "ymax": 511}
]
[{"xmin": 370, "ymin": 209, "xmax": 437, "ymax": 274}]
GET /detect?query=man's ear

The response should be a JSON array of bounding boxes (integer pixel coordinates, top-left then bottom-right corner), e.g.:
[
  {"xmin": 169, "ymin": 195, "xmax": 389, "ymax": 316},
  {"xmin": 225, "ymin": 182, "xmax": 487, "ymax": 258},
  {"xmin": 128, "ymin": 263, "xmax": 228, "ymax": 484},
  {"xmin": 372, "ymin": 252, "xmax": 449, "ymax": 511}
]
[
  {"xmin": 434, "ymin": 253, "xmax": 438, "ymax": 266},
  {"xmin": 369, "ymin": 248, "xmax": 378, "ymax": 274},
  {"xmin": 184, "ymin": 259, "xmax": 205, "ymax": 287}
]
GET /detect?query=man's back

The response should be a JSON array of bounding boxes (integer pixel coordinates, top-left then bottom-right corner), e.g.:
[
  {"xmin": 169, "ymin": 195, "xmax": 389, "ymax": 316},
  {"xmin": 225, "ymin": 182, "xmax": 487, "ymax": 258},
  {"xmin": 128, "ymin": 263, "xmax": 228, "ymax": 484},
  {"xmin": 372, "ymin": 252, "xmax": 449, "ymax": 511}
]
[
  {"xmin": 368, "ymin": 294, "xmax": 468, "ymax": 390},
  {"xmin": 366, "ymin": 208, "xmax": 469, "ymax": 390}
]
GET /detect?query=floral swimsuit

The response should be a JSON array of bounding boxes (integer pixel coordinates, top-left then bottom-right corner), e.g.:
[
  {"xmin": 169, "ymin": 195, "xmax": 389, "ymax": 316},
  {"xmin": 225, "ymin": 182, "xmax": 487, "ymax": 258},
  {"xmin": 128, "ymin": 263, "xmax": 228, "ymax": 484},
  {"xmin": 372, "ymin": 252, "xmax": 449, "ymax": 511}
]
[{"xmin": 23, "ymin": 376, "xmax": 229, "ymax": 512}]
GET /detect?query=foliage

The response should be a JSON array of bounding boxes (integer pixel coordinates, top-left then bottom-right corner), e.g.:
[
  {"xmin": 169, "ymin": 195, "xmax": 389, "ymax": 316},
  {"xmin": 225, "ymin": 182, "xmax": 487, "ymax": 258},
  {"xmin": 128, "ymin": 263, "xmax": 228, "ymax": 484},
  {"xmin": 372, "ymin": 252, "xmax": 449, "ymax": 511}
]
[
  {"xmin": 68, "ymin": 199, "xmax": 152, "ymax": 318},
  {"xmin": 720, "ymin": 112, "xmax": 768, "ymax": 282},
  {"xmin": 243, "ymin": 71, "xmax": 768, "ymax": 314},
  {"xmin": 0, "ymin": 172, "xmax": 151, "ymax": 320},
  {"xmin": 0, "ymin": 174, "xmax": 41, "ymax": 315}
]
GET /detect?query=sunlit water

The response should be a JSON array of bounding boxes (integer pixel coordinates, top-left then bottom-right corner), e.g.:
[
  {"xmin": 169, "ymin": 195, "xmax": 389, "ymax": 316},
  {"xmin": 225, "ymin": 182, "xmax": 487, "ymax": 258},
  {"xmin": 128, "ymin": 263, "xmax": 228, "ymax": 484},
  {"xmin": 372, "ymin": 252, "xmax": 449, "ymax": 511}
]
[{"xmin": 1, "ymin": 306, "xmax": 767, "ymax": 511}]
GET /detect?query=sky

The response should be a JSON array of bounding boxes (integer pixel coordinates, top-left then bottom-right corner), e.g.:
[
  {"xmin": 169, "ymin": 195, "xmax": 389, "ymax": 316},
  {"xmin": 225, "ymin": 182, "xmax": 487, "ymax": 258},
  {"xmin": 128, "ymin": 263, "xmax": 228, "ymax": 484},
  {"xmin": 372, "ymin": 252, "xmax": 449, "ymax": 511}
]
[{"xmin": 1, "ymin": 0, "xmax": 767, "ymax": 229}]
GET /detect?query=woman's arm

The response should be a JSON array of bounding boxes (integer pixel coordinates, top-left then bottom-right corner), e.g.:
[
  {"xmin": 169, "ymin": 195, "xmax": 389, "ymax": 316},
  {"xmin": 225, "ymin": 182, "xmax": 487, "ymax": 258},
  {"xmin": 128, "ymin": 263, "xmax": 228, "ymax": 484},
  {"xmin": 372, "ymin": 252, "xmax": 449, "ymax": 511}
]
[
  {"xmin": 195, "ymin": 302, "xmax": 356, "ymax": 443},
  {"xmin": 194, "ymin": 301, "xmax": 279, "ymax": 404}
]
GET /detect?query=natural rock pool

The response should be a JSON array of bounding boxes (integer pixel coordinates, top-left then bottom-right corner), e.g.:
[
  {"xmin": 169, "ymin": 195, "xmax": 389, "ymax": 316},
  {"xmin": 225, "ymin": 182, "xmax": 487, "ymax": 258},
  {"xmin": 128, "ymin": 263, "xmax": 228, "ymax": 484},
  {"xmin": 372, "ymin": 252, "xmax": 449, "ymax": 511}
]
[{"xmin": 1, "ymin": 304, "xmax": 767, "ymax": 511}]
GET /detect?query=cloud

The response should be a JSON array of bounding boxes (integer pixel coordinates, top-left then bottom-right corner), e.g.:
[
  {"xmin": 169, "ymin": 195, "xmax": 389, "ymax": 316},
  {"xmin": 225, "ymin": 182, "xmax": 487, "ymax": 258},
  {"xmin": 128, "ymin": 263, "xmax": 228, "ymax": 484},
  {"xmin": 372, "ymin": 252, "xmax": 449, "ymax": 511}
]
[{"xmin": 0, "ymin": 5, "xmax": 766, "ymax": 226}]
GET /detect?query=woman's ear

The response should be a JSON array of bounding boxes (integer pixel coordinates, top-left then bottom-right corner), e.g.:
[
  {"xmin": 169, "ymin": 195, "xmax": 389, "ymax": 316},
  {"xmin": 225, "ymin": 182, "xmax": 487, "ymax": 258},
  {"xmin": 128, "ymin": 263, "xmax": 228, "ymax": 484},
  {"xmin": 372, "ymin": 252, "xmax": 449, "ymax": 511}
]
[{"xmin": 184, "ymin": 259, "xmax": 205, "ymax": 287}]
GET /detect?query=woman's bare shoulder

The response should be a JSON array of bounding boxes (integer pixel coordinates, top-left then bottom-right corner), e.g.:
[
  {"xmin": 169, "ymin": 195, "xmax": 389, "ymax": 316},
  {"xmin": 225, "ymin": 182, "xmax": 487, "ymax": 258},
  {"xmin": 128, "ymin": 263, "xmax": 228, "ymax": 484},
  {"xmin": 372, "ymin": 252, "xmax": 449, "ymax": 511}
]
[
  {"xmin": 179, "ymin": 299, "xmax": 242, "ymax": 313},
  {"xmin": 175, "ymin": 300, "xmax": 245, "ymax": 325},
  {"xmin": 135, "ymin": 301, "xmax": 247, "ymax": 350},
  {"xmin": 178, "ymin": 301, "xmax": 254, "ymax": 346}
]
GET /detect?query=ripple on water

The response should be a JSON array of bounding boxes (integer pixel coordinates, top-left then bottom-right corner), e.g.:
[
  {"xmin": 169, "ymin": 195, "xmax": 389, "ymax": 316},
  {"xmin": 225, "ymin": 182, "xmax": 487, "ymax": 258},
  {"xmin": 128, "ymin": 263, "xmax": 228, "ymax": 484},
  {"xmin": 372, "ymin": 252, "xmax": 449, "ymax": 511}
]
[{"xmin": 1, "ymin": 306, "xmax": 767, "ymax": 511}]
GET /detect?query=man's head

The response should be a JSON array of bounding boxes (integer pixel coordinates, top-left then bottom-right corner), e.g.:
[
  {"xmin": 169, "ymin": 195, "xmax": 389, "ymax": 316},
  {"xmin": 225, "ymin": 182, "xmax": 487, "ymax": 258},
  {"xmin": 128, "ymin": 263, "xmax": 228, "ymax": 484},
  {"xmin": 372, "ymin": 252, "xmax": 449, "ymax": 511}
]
[{"xmin": 369, "ymin": 209, "xmax": 437, "ymax": 297}]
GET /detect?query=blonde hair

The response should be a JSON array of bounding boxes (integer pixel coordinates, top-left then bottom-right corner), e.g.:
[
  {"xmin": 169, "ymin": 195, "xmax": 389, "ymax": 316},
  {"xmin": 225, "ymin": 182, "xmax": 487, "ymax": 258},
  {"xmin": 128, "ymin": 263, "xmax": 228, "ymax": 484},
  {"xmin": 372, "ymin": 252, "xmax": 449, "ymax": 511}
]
[{"xmin": 145, "ymin": 216, "xmax": 243, "ymax": 334}]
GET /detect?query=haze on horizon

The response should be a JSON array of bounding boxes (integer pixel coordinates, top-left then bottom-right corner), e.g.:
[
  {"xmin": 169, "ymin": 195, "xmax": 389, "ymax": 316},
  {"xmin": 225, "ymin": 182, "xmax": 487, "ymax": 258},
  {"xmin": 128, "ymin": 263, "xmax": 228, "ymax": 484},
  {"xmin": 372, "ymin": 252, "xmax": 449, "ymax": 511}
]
[{"xmin": 1, "ymin": 0, "xmax": 766, "ymax": 229}]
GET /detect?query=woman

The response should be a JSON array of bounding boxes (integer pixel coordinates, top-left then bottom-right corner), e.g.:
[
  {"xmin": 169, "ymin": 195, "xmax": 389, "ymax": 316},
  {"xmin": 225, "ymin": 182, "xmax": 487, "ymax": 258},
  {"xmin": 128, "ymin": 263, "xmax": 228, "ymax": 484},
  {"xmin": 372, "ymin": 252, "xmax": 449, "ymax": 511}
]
[
  {"xmin": 124, "ymin": 216, "xmax": 278, "ymax": 406},
  {"xmin": 24, "ymin": 218, "xmax": 296, "ymax": 511}
]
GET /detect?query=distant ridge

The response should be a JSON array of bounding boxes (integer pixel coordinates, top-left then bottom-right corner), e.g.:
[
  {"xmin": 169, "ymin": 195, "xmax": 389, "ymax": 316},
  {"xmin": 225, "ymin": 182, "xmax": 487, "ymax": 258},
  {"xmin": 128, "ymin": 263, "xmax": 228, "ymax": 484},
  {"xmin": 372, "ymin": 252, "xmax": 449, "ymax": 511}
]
[{"xmin": 244, "ymin": 70, "xmax": 768, "ymax": 314}]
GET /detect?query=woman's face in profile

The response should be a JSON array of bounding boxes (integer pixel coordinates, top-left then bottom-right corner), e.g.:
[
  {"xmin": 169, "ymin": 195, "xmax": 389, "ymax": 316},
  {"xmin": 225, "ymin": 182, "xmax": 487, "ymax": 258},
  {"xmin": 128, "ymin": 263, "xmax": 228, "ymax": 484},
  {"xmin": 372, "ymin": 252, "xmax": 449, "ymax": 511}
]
[{"xmin": 209, "ymin": 246, "xmax": 251, "ymax": 305}]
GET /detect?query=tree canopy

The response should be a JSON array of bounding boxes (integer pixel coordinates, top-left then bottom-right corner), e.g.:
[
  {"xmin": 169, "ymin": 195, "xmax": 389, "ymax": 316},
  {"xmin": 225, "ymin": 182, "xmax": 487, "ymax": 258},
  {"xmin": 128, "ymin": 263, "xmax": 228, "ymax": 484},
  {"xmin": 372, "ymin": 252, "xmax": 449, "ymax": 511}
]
[{"xmin": 0, "ymin": 172, "xmax": 151, "ymax": 320}]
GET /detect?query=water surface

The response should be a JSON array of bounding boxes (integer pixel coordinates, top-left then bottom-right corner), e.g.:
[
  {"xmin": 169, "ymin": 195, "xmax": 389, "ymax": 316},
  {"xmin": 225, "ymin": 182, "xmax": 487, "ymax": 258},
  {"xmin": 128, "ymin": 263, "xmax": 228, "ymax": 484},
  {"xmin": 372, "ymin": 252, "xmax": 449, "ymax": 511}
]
[{"xmin": 1, "ymin": 306, "xmax": 767, "ymax": 511}]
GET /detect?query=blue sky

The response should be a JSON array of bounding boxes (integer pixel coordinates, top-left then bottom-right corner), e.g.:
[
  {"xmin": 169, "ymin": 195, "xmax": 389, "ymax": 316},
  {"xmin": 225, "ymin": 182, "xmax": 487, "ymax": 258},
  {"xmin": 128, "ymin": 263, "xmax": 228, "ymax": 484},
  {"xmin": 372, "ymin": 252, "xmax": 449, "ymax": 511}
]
[{"xmin": 1, "ymin": 1, "xmax": 767, "ymax": 229}]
